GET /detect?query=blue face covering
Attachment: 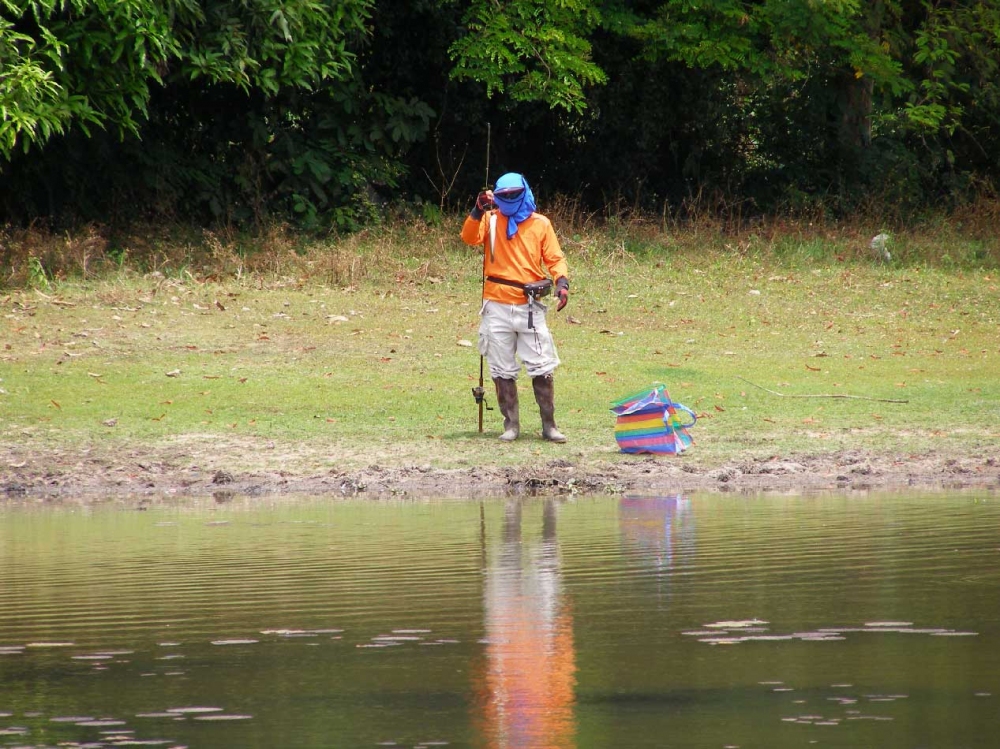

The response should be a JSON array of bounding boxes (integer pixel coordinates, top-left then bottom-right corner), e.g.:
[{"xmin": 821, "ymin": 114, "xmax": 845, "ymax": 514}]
[{"xmin": 493, "ymin": 172, "xmax": 536, "ymax": 239}]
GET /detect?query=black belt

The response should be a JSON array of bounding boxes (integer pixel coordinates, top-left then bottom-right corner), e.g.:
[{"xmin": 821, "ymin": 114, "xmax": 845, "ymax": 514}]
[
  {"xmin": 487, "ymin": 276, "xmax": 552, "ymax": 297},
  {"xmin": 486, "ymin": 276, "xmax": 551, "ymax": 329},
  {"xmin": 487, "ymin": 275, "xmax": 526, "ymax": 290}
]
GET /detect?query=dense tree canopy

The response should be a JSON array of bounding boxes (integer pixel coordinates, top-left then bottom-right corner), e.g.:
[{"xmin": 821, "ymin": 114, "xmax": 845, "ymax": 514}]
[{"xmin": 2, "ymin": 0, "xmax": 999, "ymax": 229}]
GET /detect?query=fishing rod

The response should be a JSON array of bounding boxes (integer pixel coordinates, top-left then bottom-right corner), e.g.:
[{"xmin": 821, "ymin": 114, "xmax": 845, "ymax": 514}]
[{"xmin": 471, "ymin": 122, "xmax": 493, "ymax": 433}]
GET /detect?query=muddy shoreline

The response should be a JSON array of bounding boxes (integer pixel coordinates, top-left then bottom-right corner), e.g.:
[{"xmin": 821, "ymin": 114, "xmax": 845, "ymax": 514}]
[{"xmin": 3, "ymin": 448, "xmax": 999, "ymax": 502}]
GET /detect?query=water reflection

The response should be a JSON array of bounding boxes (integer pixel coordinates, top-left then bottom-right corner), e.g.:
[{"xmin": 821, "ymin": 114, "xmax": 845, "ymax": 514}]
[
  {"xmin": 477, "ymin": 500, "xmax": 577, "ymax": 748},
  {"xmin": 620, "ymin": 495, "xmax": 694, "ymax": 584},
  {"xmin": 2, "ymin": 495, "xmax": 999, "ymax": 748}
]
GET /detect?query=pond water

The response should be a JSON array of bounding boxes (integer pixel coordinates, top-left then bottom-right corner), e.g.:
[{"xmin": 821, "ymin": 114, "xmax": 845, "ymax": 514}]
[{"xmin": 1, "ymin": 493, "xmax": 998, "ymax": 749}]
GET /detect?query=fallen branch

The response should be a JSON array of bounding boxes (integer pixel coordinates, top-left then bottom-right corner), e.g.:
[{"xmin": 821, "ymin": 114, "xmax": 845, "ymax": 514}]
[
  {"xmin": 737, "ymin": 376, "xmax": 908, "ymax": 404},
  {"xmin": 34, "ymin": 289, "xmax": 76, "ymax": 307}
]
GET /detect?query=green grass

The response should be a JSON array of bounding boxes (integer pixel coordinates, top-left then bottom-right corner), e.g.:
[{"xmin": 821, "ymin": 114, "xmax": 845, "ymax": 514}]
[{"xmin": 2, "ymin": 223, "xmax": 999, "ymax": 478}]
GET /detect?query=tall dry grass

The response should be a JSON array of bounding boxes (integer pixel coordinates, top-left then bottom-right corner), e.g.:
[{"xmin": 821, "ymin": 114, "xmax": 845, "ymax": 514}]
[{"xmin": 3, "ymin": 196, "xmax": 1000, "ymax": 290}]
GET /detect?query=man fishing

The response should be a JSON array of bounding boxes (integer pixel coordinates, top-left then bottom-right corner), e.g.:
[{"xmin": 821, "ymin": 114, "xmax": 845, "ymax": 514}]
[{"xmin": 461, "ymin": 172, "xmax": 570, "ymax": 443}]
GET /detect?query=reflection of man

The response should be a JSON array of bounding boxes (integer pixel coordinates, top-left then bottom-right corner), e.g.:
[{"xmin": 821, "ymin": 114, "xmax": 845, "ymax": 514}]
[{"xmin": 477, "ymin": 500, "xmax": 576, "ymax": 748}]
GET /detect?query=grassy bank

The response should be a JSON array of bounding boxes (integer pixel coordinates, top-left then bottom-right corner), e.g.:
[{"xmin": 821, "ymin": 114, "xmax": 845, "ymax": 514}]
[{"xmin": 2, "ymin": 218, "xmax": 999, "ymax": 486}]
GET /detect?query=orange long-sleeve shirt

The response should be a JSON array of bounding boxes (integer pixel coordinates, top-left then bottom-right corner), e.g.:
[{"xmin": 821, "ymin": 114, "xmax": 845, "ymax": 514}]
[{"xmin": 461, "ymin": 211, "xmax": 569, "ymax": 305}]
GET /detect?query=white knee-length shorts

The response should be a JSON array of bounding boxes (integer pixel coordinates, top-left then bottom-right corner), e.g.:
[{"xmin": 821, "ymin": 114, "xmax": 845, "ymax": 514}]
[{"xmin": 478, "ymin": 300, "xmax": 561, "ymax": 380}]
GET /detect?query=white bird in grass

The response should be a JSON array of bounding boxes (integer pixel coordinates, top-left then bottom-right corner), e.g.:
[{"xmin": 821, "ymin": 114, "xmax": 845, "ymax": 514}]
[{"xmin": 870, "ymin": 233, "xmax": 892, "ymax": 262}]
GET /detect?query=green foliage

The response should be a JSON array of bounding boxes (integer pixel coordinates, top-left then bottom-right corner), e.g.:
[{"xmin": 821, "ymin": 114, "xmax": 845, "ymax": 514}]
[
  {"xmin": 262, "ymin": 84, "xmax": 434, "ymax": 230},
  {"xmin": 177, "ymin": 0, "xmax": 366, "ymax": 93},
  {"xmin": 561, "ymin": 0, "xmax": 1000, "ymax": 216},
  {"xmin": 630, "ymin": 0, "xmax": 756, "ymax": 70},
  {"xmin": 895, "ymin": 2, "xmax": 1000, "ymax": 140},
  {"xmin": 0, "ymin": 0, "xmax": 370, "ymax": 159},
  {"xmin": 449, "ymin": 0, "xmax": 606, "ymax": 113},
  {"xmin": 26, "ymin": 254, "xmax": 49, "ymax": 289},
  {"xmin": 1, "ymin": 0, "xmax": 434, "ymax": 231},
  {"xmin": 6, "ymin": 0, "xmax": 1000, "ymax": 229},
  {"xmin": 0, "ymin": 16, "xmax": 73, "ymax": 154},
  {"xmin": 0, "ymin": 0, "xmax": 184, "ymax": 158}
]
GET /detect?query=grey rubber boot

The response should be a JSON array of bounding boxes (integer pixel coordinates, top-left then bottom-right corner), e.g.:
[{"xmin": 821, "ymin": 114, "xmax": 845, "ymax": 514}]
[
  {"xmin": 493, "ymin": 377, "xmax": 520, "ymax": 441},
  {"xmin": 532, "ymin": 375, "xmax": 567, "ymax": 443}
]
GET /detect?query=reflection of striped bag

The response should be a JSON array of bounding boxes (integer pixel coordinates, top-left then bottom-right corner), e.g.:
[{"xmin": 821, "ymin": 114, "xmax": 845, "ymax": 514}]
[{"xmin": 610, "ymin": 385, "xmax": 696, "ymax": 455}]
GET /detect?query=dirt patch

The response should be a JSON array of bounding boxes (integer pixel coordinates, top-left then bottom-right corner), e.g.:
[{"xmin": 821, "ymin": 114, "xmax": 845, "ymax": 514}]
[{"xmin": 3, "ymin": 443, "xmax": 999, "ymax": 502}]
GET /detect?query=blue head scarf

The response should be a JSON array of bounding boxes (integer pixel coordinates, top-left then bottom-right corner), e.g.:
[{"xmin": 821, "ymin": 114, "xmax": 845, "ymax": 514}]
[{"xmin": 493, "ymin": 172, "xmax": 536, "ymax": 239}]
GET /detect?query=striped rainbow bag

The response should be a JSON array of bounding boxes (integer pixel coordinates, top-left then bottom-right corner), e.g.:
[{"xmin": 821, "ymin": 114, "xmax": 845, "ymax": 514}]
[{"xmin": 610, "ymin": 384, "xmax": 696, "ymax": 455}]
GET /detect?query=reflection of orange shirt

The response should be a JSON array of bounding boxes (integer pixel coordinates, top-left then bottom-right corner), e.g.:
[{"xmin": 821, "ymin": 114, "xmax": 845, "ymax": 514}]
[
  {"xmin": 475, "ymin": 507, "xmax": 577, "ymax": 749},
  {"xmin": 461, "ymin": 212, "xmax": 569, "ymax": 305},
  {"xmin": 478, "ymin": 604, "xmax": 576, "ymax": 749}
]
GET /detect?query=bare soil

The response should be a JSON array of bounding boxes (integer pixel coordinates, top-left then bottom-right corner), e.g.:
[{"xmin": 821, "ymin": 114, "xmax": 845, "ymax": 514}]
[{"xmin": 3, "ymin": 441, "xmax": 999, "ymax": 502}]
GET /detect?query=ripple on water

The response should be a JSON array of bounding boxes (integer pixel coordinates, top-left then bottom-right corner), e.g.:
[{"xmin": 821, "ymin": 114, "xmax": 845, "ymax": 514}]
[
  {"xmin": 193, "ymin": 714, "xmax": 253, "ymax": 721},
  {"xmin": 703, "ymin": 619, "xmax": 769, "ymax": 629},
  {"xmin": 260, "ymin": 628, "xmax": 344, "ymax": 636},
  {"xmin": 688, "ymin": 620, "xmax": 978, "ymax": 645}
]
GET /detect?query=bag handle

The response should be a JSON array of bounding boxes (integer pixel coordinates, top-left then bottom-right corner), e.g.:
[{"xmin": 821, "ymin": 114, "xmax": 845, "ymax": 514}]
[{"xmin": 665, "ymin": 403, "xmax": 697, "ymax": 429}]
